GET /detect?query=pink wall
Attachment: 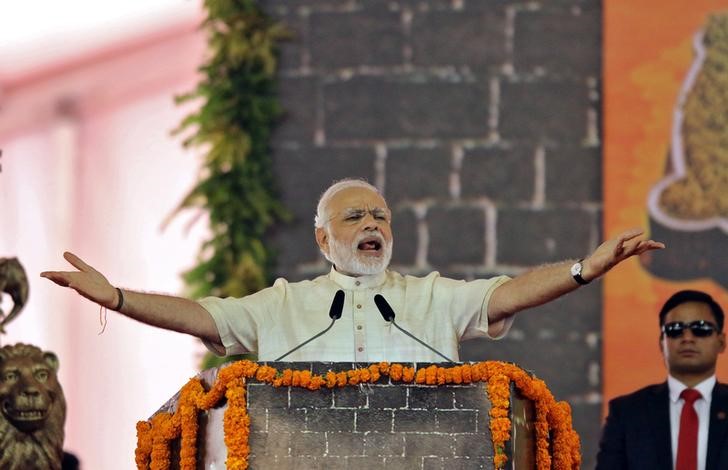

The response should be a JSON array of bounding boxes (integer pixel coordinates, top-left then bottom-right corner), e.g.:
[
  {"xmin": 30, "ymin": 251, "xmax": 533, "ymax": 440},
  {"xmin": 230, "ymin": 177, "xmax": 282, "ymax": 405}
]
[{"xmin": 0, "ymin": 23, "xmax": 210, "ymax": 469}]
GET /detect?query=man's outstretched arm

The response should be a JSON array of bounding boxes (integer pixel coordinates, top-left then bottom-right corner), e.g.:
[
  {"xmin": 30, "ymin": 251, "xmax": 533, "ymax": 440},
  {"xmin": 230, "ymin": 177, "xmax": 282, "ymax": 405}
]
[
  {"xmin": 41, "ymin": 251, "xmax": 221, "ymax": 345},
  {"xmin": 487, "ymin": 228, "xmax": 665, "ymax": 324}
]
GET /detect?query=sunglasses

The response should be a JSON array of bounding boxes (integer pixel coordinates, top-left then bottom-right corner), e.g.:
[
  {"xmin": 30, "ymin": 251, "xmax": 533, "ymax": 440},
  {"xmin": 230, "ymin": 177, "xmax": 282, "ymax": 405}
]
[{"xmin": 662, "ymin": 320, "xmax": 719, "ymax": 339}]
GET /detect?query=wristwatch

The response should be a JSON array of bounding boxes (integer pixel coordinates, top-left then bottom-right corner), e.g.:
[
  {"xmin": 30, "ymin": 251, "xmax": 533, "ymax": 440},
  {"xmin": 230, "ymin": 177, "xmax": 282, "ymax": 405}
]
[{"xmin": 570, "ymin": 259, "xmax": 590, "ymax": 285}]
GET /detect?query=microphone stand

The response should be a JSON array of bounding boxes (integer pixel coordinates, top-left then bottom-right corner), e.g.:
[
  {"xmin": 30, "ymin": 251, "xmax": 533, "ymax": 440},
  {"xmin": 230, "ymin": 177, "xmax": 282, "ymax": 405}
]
[
  {"xmin": 389, "ymin": 319, "xmax": 455, "ymax": 364},
  {"xmin": 274, "ymin": 289, "xmax": 345, "ymax": 362},
  {"xmin": 274, "ymin": 319, "xmax": 337, "ymax": 361},
  {"xmin": 374, "ymin": 294, "xmax": 455, "ymax": 364}
]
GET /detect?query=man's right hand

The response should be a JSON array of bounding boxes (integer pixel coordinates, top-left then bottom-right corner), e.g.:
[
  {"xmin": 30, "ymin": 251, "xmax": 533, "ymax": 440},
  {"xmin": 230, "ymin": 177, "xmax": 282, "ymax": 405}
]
[{"xmin": 41, "ymin": 251, "xmax": 119, "ymax": 309}]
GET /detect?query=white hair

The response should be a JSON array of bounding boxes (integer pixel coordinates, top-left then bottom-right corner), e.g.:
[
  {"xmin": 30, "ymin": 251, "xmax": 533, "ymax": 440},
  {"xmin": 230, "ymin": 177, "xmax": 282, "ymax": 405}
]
[{"xmin": 314, "ymin": 178, "xmax": 382, "ymax": 228}]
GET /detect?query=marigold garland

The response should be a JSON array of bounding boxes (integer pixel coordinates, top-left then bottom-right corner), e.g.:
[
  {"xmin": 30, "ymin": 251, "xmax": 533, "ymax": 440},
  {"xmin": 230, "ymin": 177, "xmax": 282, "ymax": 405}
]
[{"xmin": 135, "ymin": 361, "xmax": 580, "ymax": 470}]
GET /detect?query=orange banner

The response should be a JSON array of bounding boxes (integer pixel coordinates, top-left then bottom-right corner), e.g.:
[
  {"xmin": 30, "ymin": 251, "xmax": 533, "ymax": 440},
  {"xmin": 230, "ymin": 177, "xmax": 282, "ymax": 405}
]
[{"xmin": 604, "ymin": 0, "xmax": 728, "ymax": 409}]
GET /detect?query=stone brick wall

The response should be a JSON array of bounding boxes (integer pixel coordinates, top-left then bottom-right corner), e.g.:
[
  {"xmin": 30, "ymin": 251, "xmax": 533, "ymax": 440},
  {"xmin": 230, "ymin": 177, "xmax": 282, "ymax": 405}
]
[
  {"xmin": 264, "ymin": 0, "xmax": 602, "ymax": 466},
  {"xmin": 245, "ymin": 363, "xmax": 502, "ymax": 469}
]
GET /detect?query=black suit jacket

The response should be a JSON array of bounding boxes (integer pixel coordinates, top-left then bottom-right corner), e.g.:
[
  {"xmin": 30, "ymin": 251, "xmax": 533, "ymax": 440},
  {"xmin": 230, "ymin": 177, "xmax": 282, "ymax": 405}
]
[{"xmin": 595, "ymin": 382, "xmax": 728, "ymax": 469}]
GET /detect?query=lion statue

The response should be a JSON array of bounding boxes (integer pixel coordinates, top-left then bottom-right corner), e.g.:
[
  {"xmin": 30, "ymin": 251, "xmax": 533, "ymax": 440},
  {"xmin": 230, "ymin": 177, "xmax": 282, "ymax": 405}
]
[{"xmin": 0, "ymin": 343, "xmax": 66, "ymax": 470}]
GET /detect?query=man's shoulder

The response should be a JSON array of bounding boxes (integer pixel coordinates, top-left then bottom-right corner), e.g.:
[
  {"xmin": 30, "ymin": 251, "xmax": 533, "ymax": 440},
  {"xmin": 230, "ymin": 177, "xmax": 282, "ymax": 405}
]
[
  {"xmin": 272, "ymin": 273, "xmax": 329, "ymax": 286},
  {"xmin": 609, "ymin": 382, "xmax": 667, "ymax": 408}
]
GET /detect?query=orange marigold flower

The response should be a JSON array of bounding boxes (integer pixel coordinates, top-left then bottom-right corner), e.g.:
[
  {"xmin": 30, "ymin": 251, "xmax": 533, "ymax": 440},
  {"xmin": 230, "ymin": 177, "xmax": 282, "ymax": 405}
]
[
  {"xmin": 135, "ymin": 360, "xmax": 580, "ymax": 470},
  {"xmin": 368, "ymin": 364, "xmax": 381, "ymax": 382},
  {"xmin": 402, "ymin": 366, "xmax": 415, "ymax": 382},
  {"xmin": 389, "ymin": 364, "xmax": 403, "ymax": 381},
  {"xmin": 336, "ymin": 371, "xmax": 348, "ymax": 387},
  {"xmin": 325, "ymin": 371, "xmax": 337, "ymax": 388},
  {"xmin": 437, "ymin": 367, "xmax": 447, "ymax": 385}
]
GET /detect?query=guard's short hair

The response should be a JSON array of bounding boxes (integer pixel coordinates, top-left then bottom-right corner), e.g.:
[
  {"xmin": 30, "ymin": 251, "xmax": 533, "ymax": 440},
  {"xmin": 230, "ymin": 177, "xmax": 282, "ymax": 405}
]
[
  {"xmin": 314, "ymin": 179, "xmax": 382, "ymax": 228},
  {"xmin": 658, "ymin": 289, "xmax": 725, "ymax": 331}
]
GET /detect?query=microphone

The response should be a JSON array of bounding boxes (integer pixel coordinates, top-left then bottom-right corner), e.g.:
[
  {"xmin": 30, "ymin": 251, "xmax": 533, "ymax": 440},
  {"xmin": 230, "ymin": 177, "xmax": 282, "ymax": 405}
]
[
  {"xmin": 373, "ymin": 294, "xmax": 455, "ymax": 363},
  {"xmin": 274, "ymin": 290, "xmax": 345, "ymax": 361}
]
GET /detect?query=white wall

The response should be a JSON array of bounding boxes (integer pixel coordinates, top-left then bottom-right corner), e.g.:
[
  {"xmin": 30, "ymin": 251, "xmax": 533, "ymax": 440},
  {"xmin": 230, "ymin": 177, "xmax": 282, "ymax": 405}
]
[{"xmin": 0, "ymin": 24, "xmax": 210, "ymax": 469}]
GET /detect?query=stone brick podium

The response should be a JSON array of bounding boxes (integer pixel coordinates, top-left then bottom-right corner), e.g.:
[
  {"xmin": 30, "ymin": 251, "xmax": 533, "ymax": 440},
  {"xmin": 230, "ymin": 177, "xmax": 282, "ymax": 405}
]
[{"xmin": 154, "ymin": 362, "xmax": 536, "ymax": 470}]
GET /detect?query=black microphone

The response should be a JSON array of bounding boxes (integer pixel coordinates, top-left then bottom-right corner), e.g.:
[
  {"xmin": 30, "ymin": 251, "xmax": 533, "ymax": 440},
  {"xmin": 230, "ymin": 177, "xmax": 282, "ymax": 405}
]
[
  {"xmin": 373, "ymin": 294, "xmax": 455, "ymax": 363},
  {"xmin": 275, "ymin": 290, "xmax": 345, "ymax": 361}
]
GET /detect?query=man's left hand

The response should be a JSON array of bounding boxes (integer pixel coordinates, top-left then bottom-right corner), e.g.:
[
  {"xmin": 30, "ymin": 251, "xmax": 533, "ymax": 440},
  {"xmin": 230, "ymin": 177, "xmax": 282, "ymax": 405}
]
[{"xmin": 582, "ymin": 228, "xmax": 665, "ymax": 282}]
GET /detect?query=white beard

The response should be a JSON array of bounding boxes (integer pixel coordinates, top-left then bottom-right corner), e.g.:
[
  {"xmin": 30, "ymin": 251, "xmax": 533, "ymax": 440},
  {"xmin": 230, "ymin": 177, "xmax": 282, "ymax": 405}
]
[{"xmin": 327, "ymin": 231, "xmax": 393, "ymax": 276}]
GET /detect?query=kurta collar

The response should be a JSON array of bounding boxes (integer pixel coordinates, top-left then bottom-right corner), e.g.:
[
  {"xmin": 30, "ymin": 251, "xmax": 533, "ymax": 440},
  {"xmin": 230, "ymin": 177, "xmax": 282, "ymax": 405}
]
[{"xmin": 328, "ymin": 266, "xmax": 388, "ymax": 290}]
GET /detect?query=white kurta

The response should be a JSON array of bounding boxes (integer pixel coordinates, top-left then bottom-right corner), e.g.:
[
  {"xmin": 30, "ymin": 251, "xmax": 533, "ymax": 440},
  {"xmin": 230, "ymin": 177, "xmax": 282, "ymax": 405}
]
[{"xmin": 200, "ymin": 267, "xmax": 511, "ymax": 362}]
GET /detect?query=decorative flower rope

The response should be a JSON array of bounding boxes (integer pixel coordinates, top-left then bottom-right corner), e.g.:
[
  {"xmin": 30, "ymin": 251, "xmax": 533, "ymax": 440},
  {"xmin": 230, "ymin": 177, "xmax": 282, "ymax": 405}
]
[{"xmin": 135, "ymin": 361, "xmax": 580, "ymax": 470}]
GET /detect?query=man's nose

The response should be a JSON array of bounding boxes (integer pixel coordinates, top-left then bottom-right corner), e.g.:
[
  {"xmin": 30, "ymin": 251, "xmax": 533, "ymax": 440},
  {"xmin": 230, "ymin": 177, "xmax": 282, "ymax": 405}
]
[
  {"xmin": 362, "ymin": 213, "xmax": 380, "ymax": 230},
  {"xmin": 680, "ymin": 329, "xmax": 698, "ymax": 341}
]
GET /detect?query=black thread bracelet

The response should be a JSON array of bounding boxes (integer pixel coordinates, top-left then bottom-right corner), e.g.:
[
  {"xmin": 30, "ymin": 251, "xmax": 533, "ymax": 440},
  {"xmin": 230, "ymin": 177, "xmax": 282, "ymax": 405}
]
[{"xmin": 114, "ymin": 287, "xmax": 125, "ymax": 311}]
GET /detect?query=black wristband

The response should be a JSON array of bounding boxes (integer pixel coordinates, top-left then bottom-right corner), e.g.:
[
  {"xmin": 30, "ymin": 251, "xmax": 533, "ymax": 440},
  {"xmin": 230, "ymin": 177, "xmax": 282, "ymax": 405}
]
[{"xmin": 114, "ymin": 287, "xmax": 125, "ymax": 311}]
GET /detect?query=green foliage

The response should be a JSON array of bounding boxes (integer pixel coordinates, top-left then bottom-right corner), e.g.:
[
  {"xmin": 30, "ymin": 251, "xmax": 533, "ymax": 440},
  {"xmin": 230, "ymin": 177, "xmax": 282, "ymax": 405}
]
[{"xmin": 174, "ymin": 0, "xmax": 290, "ymax": 366}]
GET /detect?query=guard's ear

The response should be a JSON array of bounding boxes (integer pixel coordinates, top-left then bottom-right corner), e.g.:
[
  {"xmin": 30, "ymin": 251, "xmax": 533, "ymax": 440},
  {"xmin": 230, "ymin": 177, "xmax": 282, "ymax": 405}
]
[{"xmin": 315, "ymin": 227, "xmax": 329, "ymax": 255}]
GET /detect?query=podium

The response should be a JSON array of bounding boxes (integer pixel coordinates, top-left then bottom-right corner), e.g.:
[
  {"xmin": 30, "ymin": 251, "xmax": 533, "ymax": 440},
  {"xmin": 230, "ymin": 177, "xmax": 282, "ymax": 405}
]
[{"xmin": 136, "ymin": 361, "xmax": 580, "ymax": 469}]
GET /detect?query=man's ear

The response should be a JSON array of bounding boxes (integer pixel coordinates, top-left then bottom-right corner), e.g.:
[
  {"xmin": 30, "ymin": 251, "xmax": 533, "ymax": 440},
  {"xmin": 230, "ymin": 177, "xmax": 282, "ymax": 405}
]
[{"xmin": 315, "ymin": 227, "xmax": 329, "ymax": 254}]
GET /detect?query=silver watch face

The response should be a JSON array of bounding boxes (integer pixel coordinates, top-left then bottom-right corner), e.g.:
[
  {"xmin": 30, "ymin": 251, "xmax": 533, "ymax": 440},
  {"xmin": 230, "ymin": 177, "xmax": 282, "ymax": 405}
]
[{"xmin": 570, "ymin": 262, "xmax": 583, "ymax": 277}]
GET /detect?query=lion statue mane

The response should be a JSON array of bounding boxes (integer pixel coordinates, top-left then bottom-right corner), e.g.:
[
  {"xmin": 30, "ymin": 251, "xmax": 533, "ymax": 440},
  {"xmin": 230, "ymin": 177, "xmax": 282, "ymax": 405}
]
[{"xmin": 0, "ymin": 343, "xmax": 66, "ymax": 470}]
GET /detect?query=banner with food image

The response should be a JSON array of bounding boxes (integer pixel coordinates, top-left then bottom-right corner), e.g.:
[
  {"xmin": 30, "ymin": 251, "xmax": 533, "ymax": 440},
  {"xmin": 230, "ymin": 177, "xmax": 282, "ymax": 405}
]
[{"xmin": 604, "ymin": 1, "xmax": 728, "ymax": 407}]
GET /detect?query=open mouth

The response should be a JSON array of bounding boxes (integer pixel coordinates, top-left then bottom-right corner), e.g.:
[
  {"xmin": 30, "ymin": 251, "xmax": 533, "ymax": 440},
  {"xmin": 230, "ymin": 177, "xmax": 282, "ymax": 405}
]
[
  {"xmin": 357, "ymin": 237, "xmax": 382, "ymax": 253},
  {"xmin": 3, "ymin": 402, "xmax": 48, "ymax": 422}
]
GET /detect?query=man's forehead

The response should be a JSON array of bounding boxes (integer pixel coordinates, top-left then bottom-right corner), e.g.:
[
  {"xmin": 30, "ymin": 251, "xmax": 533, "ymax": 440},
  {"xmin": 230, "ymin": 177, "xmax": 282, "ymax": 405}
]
[
  {"xmin": 328, "ymin": 187, "xmax": 388, "ymax": 212},
  {"xmin": 666, "ymin": 301, "xmax": 714, "ymax": 321}
]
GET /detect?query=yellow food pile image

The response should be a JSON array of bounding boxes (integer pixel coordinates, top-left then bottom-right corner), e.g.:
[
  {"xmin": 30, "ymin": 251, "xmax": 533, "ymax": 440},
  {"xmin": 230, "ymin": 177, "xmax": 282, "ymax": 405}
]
[{"xmin": 660, "ymin": 12, "xmax": 728, "ymax": 219}]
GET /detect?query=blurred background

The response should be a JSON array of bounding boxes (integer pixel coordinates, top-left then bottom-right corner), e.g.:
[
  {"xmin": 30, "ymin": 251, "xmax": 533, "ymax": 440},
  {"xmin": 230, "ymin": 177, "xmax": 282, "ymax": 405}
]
[{"xmin": 1, "ymin": 0, "xmax": 727, "ymax": 468}]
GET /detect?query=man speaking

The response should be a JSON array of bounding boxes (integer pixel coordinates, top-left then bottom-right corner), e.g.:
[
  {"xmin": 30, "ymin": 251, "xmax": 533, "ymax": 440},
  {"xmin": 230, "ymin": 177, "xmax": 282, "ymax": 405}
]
[{"xmin": 41, "ymin": 179, "xmax": 664, "ymax": 362}]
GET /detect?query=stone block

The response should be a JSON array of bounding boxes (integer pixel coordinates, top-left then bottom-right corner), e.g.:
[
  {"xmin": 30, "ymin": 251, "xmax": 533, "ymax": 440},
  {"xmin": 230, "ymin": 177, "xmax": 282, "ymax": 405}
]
[
  {"xmin": 384, "ymin": 455, "xmax": 429, "ymax": 469},
  {"xmin": 514, "ymin": 4, "xmax": 601, "ymax": 76},
  {"xmin": 346, "ymin": 456, "xmax": 386, "ymax": 468},
  {"xmin": 394, "ymin": 409, "xmax": 437, "ymax": 432},
  {"xmin": 385, "ymin": 147, "xmax": 451, "ymax": 205},
  {"xmin": 442, "ymin": 456, "xmax": 491, "ymax": 470},
  {"xmin": 324, "ymin": 77, "xmax": 490, "ymax": 140},
  {"xmin": 409, "ymin": 385, "xmax": 454, "ymax": 409},
  {"xmin": 307, "ymin": 409, "xmax": 356, "ymax": 432},
  {"xmin": 247, "ymin": 383, "xmax": 289, "ymax": 408},
  {"xmin": 275, "ymin": 76, "xmax": 318, "ymax": 144},
  {"xmin": 250, "ymin": 431, "xmax": 291, "ymax": 456},
  {"xmin": 411, "ymin": 9, "xmax": 506, "ymax": 67},
  {"xmin": 272, "ymin": 146, "xmax": 377, "ymax": 219},
  {"xmin": 309, "ymin": 11, "xmax": 404, "ymax": 68},
  {"xmin": 436, "ymin": 409, "xmax": 478, "ymax": 433},
  {"xmin": 326, "ymin": 431, "xmax": 366, "ymax": 456},
  {"xmin": 268, "ymin": 408, "xmax": 307, "ymax": 433},
  {"xmin": 453, "ymin": 433, "xmax": 494, "ymax": 457},
  {"xmin": 403, "ymin": 432, "xmax": 454, "ymax": 456},
  {"xmin": 545, "ymin": 145, "xmax": 601, "ymax": 203},
  {"xmin": 495, "ymin": 207, "xmax": 592, "ymax": 265},
  {"xmin": 275, "ymin": 13, "xmax": 304, "ymax": 71},
  {"xmin": 368, "ymin": 385, "xmax": 407, "ymax": 409},
  {"xmin": 391, "ymin": 208, "xmax": 418, "ymax": 267},
  {"xmin": 334, "ymin": 386, "xmax": 368, "ymax": 408},
  {"xmin": 291, "ymin": 387, "xmax": 333, "ymax": 407},
  {"xmin": 453, "ymin": 386, "xmax": 489, "ymax": 410},
  {"xmin": 499, "ymin": 79, "xmax": 589, "ymax": 143},
  {"xmin": 356, "ymin": 409, "xmax": 393, "ymax": 432},
  {"xmin": 460, "ymin": 146, "xmax": 535, "ymax": 204},
  {"xmin": 427, "ymin": 205, "xmax": 486, "ymax": 266},
  {"xmin": 364, "ymin": 432, "xmax": 405, "ymax": 457}
]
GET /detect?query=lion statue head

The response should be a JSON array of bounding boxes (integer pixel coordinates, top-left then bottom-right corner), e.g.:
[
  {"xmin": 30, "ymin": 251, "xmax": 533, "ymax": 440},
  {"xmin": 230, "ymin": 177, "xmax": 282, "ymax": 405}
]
[{"xmin": 0, "ymin": 343, "xmax": 66, "ymax": 470}]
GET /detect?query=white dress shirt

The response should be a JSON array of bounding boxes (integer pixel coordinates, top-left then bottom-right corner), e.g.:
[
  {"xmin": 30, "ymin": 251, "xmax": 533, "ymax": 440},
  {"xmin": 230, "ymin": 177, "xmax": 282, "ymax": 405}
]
[
  {"xmin": 668, "ymin": 374, "xmax": 716, "ymax": 470},
  {"xmin": 199, "ymin": 267, "xmax": 511, "ymax": 362}
]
